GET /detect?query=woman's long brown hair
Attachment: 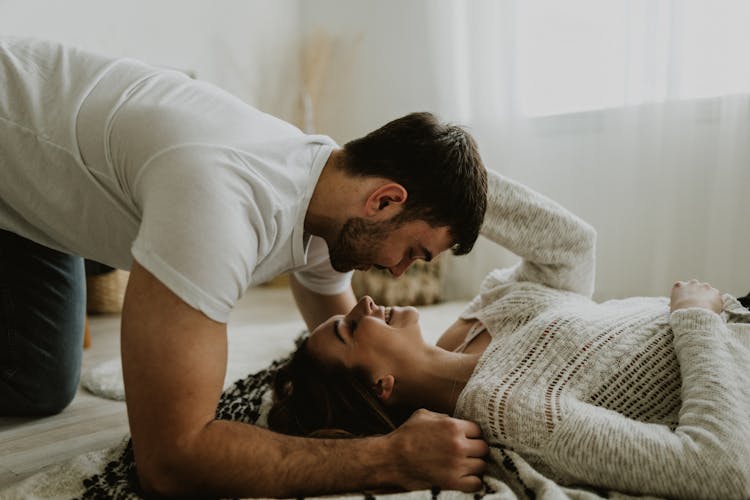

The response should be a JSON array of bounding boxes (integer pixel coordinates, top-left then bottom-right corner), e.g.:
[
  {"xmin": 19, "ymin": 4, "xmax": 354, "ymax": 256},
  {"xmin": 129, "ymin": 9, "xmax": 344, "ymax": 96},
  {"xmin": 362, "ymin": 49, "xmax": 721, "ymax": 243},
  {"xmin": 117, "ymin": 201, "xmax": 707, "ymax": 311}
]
[{"xmin": 268, "ymin": 338, "xmax": 410, "ymax": 438}]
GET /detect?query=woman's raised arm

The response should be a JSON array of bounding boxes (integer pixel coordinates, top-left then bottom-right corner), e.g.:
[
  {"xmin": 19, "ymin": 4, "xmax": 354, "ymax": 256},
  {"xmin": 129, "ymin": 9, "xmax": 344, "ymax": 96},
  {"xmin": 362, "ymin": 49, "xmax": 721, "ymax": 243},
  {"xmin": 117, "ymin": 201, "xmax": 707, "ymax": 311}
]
[{"xmin": 480, "ymin": 170, "xmax": 597, "ymax": 296}]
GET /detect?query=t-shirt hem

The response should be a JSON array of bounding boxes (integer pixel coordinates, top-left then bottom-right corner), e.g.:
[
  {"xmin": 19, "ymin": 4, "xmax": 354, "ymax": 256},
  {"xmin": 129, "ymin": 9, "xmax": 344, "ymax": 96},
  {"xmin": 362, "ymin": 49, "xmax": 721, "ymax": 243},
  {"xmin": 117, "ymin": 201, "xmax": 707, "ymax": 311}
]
[
  {"xmin": 292, "ymin": 270, "xmax": 353, "ymax": 296},
  {"xmin": 131, "ymin": 243, "xmax": 231, "ymax": 323}
]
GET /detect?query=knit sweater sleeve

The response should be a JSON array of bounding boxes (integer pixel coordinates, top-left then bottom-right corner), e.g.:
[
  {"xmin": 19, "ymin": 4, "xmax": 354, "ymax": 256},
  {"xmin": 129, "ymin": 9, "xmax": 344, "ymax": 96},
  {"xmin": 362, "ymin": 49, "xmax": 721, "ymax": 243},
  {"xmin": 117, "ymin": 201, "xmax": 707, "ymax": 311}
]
[
  {"xmin": 480, "ymin": 170, "xmax": 597, "ymax": 296},
  {"xmin": 546, "ymin": 309, "xmax": 750, "ymax": 498}
]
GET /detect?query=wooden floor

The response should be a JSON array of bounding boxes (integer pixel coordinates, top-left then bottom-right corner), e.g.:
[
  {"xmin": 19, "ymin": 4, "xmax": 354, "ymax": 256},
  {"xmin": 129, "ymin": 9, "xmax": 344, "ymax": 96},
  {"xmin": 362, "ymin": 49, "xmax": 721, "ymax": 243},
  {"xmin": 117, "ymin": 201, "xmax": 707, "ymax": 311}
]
[{"xmin": 0, "ymin": 286, "xmax": 302, "ymax": 488}]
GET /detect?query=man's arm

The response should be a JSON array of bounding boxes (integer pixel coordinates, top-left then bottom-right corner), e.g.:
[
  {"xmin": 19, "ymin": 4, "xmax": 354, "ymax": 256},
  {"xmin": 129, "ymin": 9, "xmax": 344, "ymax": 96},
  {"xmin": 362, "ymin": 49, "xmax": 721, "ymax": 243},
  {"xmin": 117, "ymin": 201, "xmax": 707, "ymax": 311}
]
[
  {"xmin": 289, "ymin": 273, "xmax": 357, "ymax": 331},
  {"xmin": 122, "ymin": 261, "xmax": 487, "ymax": 497}
]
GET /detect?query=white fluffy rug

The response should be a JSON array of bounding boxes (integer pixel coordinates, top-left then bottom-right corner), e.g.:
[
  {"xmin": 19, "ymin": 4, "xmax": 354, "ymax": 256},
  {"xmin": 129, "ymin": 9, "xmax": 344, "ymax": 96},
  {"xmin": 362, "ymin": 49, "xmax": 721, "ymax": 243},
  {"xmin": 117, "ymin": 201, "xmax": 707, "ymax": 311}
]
[{"xmin": 81, "ymin": 358, "xmax": 126, "ymax": 400}]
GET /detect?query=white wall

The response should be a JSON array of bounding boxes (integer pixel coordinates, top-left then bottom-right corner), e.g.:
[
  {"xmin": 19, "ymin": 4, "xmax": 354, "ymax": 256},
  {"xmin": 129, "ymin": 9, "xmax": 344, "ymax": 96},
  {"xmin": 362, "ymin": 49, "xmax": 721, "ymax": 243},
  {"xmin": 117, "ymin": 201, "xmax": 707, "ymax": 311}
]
[
  {"xmin": 0, "ymin": 0, "xmax": 303, "ymax": 123},
  {"xmin": 299, "ymin": 0, "xmax": 446, "ymax": 139}
]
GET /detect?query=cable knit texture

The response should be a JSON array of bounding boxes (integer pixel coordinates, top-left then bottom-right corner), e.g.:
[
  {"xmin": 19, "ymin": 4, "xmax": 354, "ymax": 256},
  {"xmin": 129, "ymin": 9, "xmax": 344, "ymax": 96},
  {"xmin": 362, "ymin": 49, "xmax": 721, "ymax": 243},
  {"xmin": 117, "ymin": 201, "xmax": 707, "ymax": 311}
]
[{"xmin": 455, "ymin": 171, "xmax": 750, "ymax": 499}]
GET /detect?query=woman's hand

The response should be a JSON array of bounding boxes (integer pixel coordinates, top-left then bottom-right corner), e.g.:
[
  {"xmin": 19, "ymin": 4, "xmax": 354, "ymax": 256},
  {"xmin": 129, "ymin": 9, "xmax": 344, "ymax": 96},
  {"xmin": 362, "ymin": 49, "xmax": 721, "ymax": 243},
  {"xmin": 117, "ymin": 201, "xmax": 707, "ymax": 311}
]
[{"xmin": 670, "ymin": 279, "xmax": 722, "ymax": 313}]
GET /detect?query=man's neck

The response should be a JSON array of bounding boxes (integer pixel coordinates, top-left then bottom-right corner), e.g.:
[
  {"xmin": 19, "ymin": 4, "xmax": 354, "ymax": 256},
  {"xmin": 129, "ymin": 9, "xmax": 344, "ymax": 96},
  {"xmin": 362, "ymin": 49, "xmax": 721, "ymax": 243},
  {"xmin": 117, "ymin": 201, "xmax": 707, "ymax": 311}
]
[{"xmin": 304, "ymin": 149, "xmax": 350, "ymax": 241}]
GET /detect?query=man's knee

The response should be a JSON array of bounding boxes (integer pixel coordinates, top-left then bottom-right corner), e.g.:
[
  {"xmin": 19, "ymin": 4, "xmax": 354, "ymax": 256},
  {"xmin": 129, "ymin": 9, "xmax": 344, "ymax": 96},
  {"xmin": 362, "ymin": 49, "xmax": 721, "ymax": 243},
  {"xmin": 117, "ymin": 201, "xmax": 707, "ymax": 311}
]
[
  {"xmin": 0, "ymin": 230, "xmax": 86, "ymax": 416},
  {"xmin": 0, "ymin": 308, "xmax": 84, "ymax": 415},
  {"xmin": 0, "ymin": 317, "xmax": 84, "ymax": 416},
  {"xmin": 24, "ymin": 372, "xmax": 79, "ymax": 415},
  {"xmin": 0, "ymin": 338, "xmax": 82, "ymax": 416},
  {"xmin": 41, "ymin": 354, "xmax": 82, "ymax": 413}
]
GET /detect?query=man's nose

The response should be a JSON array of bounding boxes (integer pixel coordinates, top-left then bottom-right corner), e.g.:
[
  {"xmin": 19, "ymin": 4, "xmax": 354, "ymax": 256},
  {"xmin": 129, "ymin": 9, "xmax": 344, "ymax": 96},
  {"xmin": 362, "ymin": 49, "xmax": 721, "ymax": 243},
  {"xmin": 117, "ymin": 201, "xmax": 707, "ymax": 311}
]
[{"xmin": 388, "ymin": 258, "xmax": 412, "ymax": 278}]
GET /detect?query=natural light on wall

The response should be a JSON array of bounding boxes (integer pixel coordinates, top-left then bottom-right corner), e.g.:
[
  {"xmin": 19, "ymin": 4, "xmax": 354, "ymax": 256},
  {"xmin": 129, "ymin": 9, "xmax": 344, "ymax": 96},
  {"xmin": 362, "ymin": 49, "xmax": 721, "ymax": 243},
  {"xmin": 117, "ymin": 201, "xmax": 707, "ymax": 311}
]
[{"xmin": 516, "ymin": 0, "xmax": 750, "ymax": 117}]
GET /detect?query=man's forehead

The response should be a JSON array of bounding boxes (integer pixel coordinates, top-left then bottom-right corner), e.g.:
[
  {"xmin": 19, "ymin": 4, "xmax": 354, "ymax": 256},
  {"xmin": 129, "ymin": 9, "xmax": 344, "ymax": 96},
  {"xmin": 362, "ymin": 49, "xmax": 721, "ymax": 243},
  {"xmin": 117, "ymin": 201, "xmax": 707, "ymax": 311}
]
[
  {"xmin": 399, "ymin": 219, "xmax": 448, "ymax": 236},
  {"xmin": 412, "ymin": 224, "xmax": 454, "ymax": 252}
]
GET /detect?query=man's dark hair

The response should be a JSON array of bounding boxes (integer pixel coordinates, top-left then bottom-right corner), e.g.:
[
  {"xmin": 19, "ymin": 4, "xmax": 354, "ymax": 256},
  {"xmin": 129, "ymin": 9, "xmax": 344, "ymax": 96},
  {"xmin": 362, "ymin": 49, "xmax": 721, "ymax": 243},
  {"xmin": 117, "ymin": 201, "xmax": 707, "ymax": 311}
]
[{"xmin": 341, "ymin": 112, "xmax": 487, "ymax": 255}]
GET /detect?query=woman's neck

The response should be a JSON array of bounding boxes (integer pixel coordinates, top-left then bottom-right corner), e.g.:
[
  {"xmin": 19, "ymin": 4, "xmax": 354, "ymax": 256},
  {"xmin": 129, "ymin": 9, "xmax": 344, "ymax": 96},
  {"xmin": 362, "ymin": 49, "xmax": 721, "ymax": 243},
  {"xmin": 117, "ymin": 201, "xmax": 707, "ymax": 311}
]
[{"xmin": 401, "ymin": 346, "xmax": 481, "ymax": 415}]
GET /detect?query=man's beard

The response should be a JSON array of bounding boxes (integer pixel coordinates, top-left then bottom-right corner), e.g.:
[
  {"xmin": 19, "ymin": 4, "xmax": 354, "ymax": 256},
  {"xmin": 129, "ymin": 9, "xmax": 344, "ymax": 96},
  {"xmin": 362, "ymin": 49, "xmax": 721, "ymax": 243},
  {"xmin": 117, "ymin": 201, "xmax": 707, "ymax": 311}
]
[{"xmin": 328, "ymin": 217, "xmax": 400, "ymax": 273}]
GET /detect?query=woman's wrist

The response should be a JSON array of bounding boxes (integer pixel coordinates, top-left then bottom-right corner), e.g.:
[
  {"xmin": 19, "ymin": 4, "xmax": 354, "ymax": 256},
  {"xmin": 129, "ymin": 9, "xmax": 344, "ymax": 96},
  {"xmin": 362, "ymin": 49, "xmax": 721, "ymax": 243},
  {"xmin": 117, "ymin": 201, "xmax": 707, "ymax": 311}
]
[{"xmin": 669, "ymin": 306, "xmax": 723, "ymax": 333}]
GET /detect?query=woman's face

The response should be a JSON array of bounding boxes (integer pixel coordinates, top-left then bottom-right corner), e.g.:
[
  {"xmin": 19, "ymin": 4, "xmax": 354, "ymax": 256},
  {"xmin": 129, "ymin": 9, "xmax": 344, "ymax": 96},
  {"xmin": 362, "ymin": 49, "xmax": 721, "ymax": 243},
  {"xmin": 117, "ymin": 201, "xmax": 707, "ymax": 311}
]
[{"xmin": 307, "ymin": 296, "xmax": 424, "ymax": 378}]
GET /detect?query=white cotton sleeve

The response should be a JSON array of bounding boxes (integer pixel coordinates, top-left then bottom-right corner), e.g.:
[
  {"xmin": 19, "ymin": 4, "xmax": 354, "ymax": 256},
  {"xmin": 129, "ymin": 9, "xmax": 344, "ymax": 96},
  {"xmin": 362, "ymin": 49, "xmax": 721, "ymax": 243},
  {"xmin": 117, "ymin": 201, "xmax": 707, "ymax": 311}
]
[
  {"xmin": 292, "ymin": 236, "xmax": 352, "ymax": 295},
  {"xmin": 131, "ymin": 147, "xmax": 263, "ymax": 323}
]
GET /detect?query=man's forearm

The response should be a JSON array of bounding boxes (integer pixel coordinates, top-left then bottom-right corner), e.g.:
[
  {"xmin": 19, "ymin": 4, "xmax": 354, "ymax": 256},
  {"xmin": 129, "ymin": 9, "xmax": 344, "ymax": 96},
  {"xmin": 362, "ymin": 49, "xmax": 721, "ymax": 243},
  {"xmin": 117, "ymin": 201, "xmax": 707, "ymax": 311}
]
[
  {"xmin": 140, "ymin": 419, "xmax": 395, "ymax": 497},
  {"xmin": 290, "ymin": 276, "xmax": 357, "ymax": 331}
]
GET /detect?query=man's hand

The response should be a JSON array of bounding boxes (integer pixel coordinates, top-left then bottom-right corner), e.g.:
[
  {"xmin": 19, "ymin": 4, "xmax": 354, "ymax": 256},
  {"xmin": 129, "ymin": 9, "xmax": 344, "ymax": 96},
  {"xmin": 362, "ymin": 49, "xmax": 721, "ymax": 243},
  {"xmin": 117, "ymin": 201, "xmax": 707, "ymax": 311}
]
[
  {"xmin": 384, "ymin": 409, "xmax": 488, "ymax": 492},
  {"xmin": 670, "ymin": 279, "xmax": 723, "ymax": 313}
]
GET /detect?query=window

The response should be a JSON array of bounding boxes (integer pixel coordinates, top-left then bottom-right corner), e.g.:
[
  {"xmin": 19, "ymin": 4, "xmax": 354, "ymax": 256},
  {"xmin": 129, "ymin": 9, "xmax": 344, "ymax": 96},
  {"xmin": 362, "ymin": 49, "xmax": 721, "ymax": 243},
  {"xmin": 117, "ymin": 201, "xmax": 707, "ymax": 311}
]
[{"xmin": 515, "ymin": 0, "xmax": 750, "ymax": 117}]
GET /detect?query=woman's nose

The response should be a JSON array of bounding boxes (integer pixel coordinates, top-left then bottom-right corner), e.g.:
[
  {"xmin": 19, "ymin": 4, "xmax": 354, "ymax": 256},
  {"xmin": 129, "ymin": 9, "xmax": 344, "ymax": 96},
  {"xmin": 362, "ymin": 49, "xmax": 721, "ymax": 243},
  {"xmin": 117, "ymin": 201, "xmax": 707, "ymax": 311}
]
[
  {"xmin": 360, "ymin": 295, "xmax": 375, "ymax": 314},
  {"xmin": 348, "ymin": 296, "xmax": 375, "ymax": 321}
]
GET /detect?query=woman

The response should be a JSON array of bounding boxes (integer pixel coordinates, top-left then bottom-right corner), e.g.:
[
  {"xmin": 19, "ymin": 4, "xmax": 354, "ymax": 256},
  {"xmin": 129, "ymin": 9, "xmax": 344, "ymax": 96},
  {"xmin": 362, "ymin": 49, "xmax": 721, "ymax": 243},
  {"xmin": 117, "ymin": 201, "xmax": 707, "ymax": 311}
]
[{"xmin": 269, "ymin": 171, "xmax": 750, "ymax": 499}]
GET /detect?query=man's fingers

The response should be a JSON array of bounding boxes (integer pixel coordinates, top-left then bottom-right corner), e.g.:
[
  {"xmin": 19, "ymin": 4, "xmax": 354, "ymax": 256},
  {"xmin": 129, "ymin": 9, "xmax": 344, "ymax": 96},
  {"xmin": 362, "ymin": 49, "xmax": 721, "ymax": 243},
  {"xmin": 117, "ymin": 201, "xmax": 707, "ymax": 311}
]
[
  {"xmin": 454, "ymin": 417, "xmax": 488, "ymax": 456},
  {"xmin": 456, "ymin": 474, "xmax": 484, "ymax": 493},
  {"xmin": 456, "ymin": 418, "xmax": 483, "ymax": 439},
  {"xmin": 392, "ymin": 410, "xmax": 489, "ymax": 492},
  {"xmin": 463, "ymin": 438, "xmax": 489, "ymax": 458},
  {"xmin": 444, "ymin": 458, "xmax": 487, "ymax": 493},
  {"xmin": 464, "ymin": 457, "xmax": 488, "ymax": 475}
]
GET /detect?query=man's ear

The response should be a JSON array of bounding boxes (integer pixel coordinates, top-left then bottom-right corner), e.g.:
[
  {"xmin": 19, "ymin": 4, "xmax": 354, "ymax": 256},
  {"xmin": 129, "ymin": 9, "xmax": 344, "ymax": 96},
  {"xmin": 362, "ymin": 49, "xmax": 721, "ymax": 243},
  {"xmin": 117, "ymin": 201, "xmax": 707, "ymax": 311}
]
[
  {"xmin": 364, "ymin": 183, "xmax": 407, "ymax": 218},
  {"xmin": 372, "ymin": 374, "xmax": 395, "ymax": 402}
]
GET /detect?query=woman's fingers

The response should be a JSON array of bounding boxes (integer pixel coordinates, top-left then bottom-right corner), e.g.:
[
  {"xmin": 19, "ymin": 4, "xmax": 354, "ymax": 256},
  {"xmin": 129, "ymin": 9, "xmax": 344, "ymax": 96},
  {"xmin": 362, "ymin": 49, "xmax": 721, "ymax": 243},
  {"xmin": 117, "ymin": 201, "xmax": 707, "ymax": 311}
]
[{"xmin": 670, "ymin": 279, "xmax": 722, "ymax": 313}]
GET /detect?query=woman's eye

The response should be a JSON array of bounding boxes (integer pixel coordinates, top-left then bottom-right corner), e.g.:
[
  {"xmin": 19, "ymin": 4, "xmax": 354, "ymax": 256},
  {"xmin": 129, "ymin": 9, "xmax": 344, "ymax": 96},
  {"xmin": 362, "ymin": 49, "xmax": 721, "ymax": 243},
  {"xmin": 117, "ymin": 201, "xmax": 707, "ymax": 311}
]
[{"xmin": 349, "ymin": 320, "xmax": 357, "ymax": 332}]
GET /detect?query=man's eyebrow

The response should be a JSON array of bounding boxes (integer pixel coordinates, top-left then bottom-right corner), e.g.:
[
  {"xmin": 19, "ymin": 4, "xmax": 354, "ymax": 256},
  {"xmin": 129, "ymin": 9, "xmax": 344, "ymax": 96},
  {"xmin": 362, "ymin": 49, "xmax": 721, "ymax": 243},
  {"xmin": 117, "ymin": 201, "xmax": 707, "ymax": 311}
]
[{"xmin": 333, "ymin": 320, "xmax": 345, "ymax": 344}]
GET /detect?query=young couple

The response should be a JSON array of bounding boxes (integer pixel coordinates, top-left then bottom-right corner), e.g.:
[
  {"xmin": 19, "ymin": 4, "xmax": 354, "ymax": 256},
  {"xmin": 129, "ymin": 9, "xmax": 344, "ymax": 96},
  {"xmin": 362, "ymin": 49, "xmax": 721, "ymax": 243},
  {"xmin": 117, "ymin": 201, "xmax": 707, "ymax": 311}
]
[
  {"xmin": 3, "ymin": 37, "xmax": 747, "ymax": 498},
  {"xmin": 269, "ymin": 170, "xmax": 750, "ymax": 499}
]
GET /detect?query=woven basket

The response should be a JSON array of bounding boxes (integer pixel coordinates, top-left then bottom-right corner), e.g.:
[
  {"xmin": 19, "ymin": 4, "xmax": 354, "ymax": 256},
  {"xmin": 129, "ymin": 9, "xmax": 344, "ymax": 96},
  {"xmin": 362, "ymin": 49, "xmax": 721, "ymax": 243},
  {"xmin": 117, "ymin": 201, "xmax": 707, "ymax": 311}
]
[
  {"xmin": 86, "ymin": 270, "xmax": 130, "ymax": 314},
  {"xmin": 351, "ymin": 259, "xmax": 443, "ymax": 306}
]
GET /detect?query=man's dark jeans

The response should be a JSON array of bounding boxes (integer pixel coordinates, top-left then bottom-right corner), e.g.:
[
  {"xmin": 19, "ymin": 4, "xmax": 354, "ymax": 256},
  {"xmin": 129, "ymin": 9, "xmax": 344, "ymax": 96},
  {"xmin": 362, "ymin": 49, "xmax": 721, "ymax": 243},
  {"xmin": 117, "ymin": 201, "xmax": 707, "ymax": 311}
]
[{"xmin": 0, "ymin": 229, "xmax": 85, "ymax": 416}]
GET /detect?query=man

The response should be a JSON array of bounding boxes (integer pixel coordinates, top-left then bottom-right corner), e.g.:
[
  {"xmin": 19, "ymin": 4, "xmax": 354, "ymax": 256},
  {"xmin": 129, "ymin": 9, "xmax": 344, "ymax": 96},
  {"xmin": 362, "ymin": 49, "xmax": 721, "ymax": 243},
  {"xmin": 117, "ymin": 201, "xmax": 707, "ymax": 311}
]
[{"xmin": 0, "ymin": 38, "xmax": 488, "ymax": 496}]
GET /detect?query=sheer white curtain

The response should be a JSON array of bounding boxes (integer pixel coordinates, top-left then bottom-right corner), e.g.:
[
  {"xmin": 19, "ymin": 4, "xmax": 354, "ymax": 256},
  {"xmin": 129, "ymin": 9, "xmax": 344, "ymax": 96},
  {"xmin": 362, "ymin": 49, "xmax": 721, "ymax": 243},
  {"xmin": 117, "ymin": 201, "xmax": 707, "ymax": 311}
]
[{"xmin": 433, "ymin": 0, "xmax": 750, "ymax": 301}]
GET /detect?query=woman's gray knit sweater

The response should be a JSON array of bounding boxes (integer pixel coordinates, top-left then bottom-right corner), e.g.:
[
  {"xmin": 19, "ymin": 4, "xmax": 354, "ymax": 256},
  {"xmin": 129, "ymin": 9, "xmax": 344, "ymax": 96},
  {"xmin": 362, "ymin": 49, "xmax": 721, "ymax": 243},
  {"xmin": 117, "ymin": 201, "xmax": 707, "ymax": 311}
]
[{"xmin": 455, "ymin": 171, "xmax": 750, "ymax": 498}]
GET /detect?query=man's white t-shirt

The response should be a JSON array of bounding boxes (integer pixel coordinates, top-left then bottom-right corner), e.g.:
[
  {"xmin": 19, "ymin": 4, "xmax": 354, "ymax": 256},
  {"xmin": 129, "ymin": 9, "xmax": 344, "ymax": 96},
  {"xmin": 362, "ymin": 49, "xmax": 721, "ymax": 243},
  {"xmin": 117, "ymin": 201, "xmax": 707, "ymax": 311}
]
[{"xmin": 0, "ymin": 38, "xmax": 351, "ymax": 323}]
